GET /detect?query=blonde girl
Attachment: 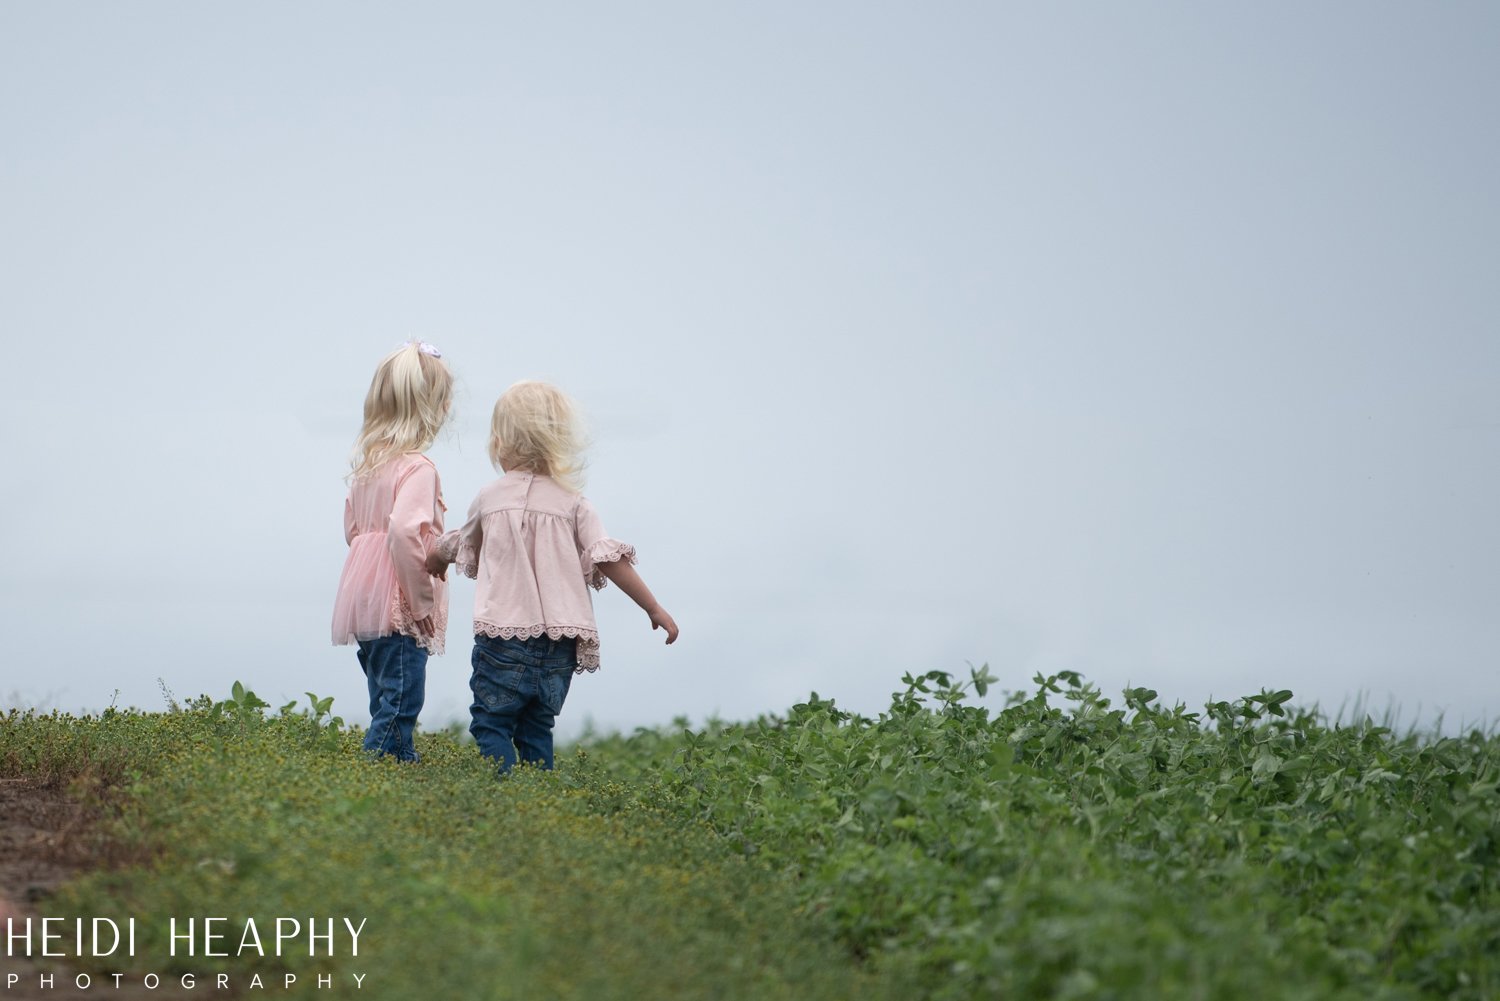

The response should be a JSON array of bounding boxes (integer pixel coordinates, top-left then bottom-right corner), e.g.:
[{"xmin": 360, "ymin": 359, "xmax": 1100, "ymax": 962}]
[
  {"xmin": 429, "ymin": 380, "xmax": 678, "ymax": 773},
  {"xmin": 331, "ymin": 341, "xmax": 454, "ymax": 762}
]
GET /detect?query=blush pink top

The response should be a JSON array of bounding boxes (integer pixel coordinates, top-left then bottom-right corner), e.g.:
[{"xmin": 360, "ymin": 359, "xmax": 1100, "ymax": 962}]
[
  {"xmin": 444, "ymin": 470, "xmax": 635, "ymax": 672},
  {"xmin": 331, "ymin": 453, "xmax": 450, "ymax": 655}
]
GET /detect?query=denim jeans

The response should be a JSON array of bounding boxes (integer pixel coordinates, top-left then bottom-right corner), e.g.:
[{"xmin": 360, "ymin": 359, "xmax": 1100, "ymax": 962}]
[
  {"xmin": 469, "ymin": 634, "xmax": 577, "ymax": 773},
  {"xmin": 357, "ymin": 633, "xmax": 427, "ymax": 762}
]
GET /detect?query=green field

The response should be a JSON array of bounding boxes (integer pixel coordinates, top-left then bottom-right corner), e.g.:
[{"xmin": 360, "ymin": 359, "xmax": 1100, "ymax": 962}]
[{"xmin": 2, "ymin": 668, "xmax": 1497, "ymax": 1000}]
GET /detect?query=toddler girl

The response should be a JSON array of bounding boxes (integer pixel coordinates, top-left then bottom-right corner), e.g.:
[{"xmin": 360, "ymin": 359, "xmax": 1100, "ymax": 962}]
[
  {"xmin": 331, "ymin": 340, "xmax": 454, "ymax": 762},
  {"xmin": 430, "ymin": 380, "xmax": 678, "ymax": 773}
]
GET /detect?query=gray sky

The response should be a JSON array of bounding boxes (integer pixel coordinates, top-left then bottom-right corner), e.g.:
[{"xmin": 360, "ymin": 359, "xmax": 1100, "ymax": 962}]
[{"xmin": 2, "ymin": 3, "xmax": 1496, "ymax": 739}]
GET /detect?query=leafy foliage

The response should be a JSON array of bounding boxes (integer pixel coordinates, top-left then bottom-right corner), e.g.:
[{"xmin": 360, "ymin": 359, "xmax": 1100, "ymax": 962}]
[
  {"xmin": 3, "ymin": 669, "xmax": 1496, "ymax": 999},
  {"xmin": 582, "ymin": 667, "xmax": 1500, "ymax": 1000}
]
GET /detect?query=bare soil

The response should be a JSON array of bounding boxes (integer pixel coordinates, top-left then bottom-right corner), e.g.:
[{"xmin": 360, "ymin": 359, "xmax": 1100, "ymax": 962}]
[{"xmin": 0, "ymin": 779, "xmax": 223, "ymax": 1000}]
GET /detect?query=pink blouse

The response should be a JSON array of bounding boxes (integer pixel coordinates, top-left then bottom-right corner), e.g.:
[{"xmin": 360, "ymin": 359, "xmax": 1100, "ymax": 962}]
[
  {"xmin": 331, "ymin": 453, "xmax": 450, "ymax": 655},
  {"xmin": 445, "ymin": 470, "xmax": 635, "ymax": 671}
]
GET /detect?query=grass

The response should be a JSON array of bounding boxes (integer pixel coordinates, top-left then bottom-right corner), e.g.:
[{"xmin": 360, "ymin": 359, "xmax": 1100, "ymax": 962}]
[
  {"xmin": 0, "ymin": 692, "xmax": 908, "ymax": 1000},
  {"xmin": 2, "ymin": 669, "xmax": 1497, "ymax": 999}
]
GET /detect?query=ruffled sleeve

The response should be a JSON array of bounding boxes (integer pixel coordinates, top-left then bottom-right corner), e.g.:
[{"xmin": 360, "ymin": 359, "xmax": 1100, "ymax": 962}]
[
  {"xmin": 574, "ymin": 497, "xmax": 636, "ymax": 590},
  {"xmin": 450, "ymin": 494, "xmax": 485, "ymax": 580}
]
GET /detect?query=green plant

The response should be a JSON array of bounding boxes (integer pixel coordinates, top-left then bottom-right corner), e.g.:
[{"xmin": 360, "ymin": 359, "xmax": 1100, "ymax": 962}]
[{"xmin": 582, "ymin": 669, "xmax": 1500, "ymax": 999}]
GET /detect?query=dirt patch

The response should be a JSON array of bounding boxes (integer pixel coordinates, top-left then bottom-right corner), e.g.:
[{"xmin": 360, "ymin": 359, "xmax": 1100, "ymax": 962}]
[
  {"xmin": 0, "ymin": 778, "xmax": 223, "ymax": 1000},
  {"xmin": 0, "ymin": 778, "xmax": 89, "ymax": 910}
]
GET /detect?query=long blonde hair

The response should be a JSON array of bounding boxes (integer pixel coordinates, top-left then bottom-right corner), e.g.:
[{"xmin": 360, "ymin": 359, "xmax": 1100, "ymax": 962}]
[
  {"xmin": 349, "ymin": 342, "xmax": 454, "ymax": 480},
  {"xmin": 489, "ymin": 380, "xmax": 587, "ymax": 492}
]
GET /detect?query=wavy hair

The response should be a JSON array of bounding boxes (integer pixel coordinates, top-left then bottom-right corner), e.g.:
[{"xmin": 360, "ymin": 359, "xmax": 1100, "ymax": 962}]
[
  {"xmin": 348, "ymin": 342, "xmax": 454, "ymax": 480},
  {"xmin": 488, "ymin": 380, "xmax": 587, "ymax": 492}
]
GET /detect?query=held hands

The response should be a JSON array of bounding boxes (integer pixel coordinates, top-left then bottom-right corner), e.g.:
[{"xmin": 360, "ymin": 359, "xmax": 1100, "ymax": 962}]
[
  {"xmin": 426, "ymin": 531, "xmax": 460, "ymax": 580},
  {"xmin": 647, "ymin": 605, "xmax": 679, "ymax": 644}
]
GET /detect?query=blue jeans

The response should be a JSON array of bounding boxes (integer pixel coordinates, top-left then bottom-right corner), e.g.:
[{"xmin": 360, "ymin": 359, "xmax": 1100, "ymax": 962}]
[
  {"xmin": 357, "ymin": 634, "xmax": 427, "ymax": 762},
  {"xmin": 469, "ymin": 634, "xmax": 577, "ymax": 773}
]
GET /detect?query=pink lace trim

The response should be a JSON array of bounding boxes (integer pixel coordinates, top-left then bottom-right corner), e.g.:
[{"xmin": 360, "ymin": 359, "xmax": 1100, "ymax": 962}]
[
  {"xmin": 455, "ymin": 539, "xmax": 479, "ymax": 580},
  {"xmin": 585, "ymin": 539, "xmax": 637, "ymax": 590},
  {"xmin": 473, "ymin": 621, "xmax": 602, "ymax": 672},
  {"xmin": 392, "ymin": 591, "xmax": 446, "ymax": 656}
]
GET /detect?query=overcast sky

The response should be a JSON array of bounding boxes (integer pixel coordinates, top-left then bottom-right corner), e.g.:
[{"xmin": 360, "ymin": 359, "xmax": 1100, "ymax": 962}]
[{"xmin": 2, "ymin": 3, "xmax": 1496, "ymax": 739}]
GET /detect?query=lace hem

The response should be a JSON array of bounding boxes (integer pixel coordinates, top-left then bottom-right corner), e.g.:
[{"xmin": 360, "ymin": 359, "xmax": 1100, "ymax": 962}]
[
  {"xmin": 584, "ymin": 539, "xmax": 637, "ymax": 590},
  {"xmin": 392, "ymin": 591, "xmax": 446, "ymax": 656},
  {"xmin": 473, "ymin": 621, "xmax": 602, "ymax": 672}
]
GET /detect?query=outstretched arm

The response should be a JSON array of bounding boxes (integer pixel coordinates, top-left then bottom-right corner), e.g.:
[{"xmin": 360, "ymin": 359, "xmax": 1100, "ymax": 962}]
[{"xmin": 596, "ymin": 560, "xmax": 679, "ymax": 644}]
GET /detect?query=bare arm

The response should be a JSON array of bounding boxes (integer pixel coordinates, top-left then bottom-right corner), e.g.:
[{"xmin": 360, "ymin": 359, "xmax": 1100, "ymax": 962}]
[{"xmin": 597, "ymin": 560, "xmax": 679, "ymax": 644}]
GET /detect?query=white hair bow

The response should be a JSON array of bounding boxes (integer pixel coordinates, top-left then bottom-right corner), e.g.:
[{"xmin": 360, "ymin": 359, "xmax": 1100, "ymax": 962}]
[{"xmin": 396, "ymin": 339, "xmax": 442, "ymax": 358}]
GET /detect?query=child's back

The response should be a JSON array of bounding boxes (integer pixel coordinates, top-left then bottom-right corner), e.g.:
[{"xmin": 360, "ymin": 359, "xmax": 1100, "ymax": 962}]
[
  {"xmin": 454, "ymin": 469, "xmax": 633, "ymax": 671},
  {"xmin": 333, "ymin": 451, "xmax": 449, "ymax": 654},
  {"xmin": 432, "ymin": 379, "xmax": 677, "ymax": 774},
  {"xmin": 330, "ymin": 340, "xmax": 453, "ymax": 763}
]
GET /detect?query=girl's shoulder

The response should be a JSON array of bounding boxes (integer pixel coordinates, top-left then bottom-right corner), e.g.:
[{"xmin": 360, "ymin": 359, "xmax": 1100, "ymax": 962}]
[
  {"xmin": 469, "ymin": 473, "xmax": 583, "ymax": 517},
  {"xmin": 395, "ymin": 452, "xmax": 441, "ymax": 475},
  {"xmin": 372, "ymin": 452, "xmax": 440, "ymax": 493},
  {"xmin": 532, "ymin": 474, "xmax": 590, "ymax": 513},
  {"xmin": 467, "ymin": 473, "xmax": 515, "ymax": 507},
  {"xmin": 361, "ymin": 451, "xmax": 434, "ymax": 477}
]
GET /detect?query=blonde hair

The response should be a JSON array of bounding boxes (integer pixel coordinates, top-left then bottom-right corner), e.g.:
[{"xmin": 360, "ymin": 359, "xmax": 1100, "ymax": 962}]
[
  {"xmin": 348, "ymin": 342, "xmax": 454, "ymax": 480},
  {"xmin": 489, "ymin": 380, "xmax": 587, "ymax": 492}
]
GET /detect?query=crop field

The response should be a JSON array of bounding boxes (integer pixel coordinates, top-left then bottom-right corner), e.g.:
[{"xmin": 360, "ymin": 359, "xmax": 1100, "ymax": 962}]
[{"xmin": 2, "ymin": 668, "xmax": 1497, "ymax": 1000}]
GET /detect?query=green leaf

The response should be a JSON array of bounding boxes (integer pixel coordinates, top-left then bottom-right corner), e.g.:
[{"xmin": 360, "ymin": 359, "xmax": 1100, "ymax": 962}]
[{"xmin": 1252, "ymin": 749, "xmax": 1283, "ymax": 780}]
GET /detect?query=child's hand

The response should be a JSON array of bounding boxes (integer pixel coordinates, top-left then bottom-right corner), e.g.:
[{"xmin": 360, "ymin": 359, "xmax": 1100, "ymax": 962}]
[
  {"xmin": 425, "ymin": 549, "xmax": 450, "ymax": 579},
  {"xmin": 412, "ymin": 615, "xmax": 436, "ymax": 639},
  {"xmin": 648, "ymin": 606, "xmax": 679, "ymax": 644}
]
